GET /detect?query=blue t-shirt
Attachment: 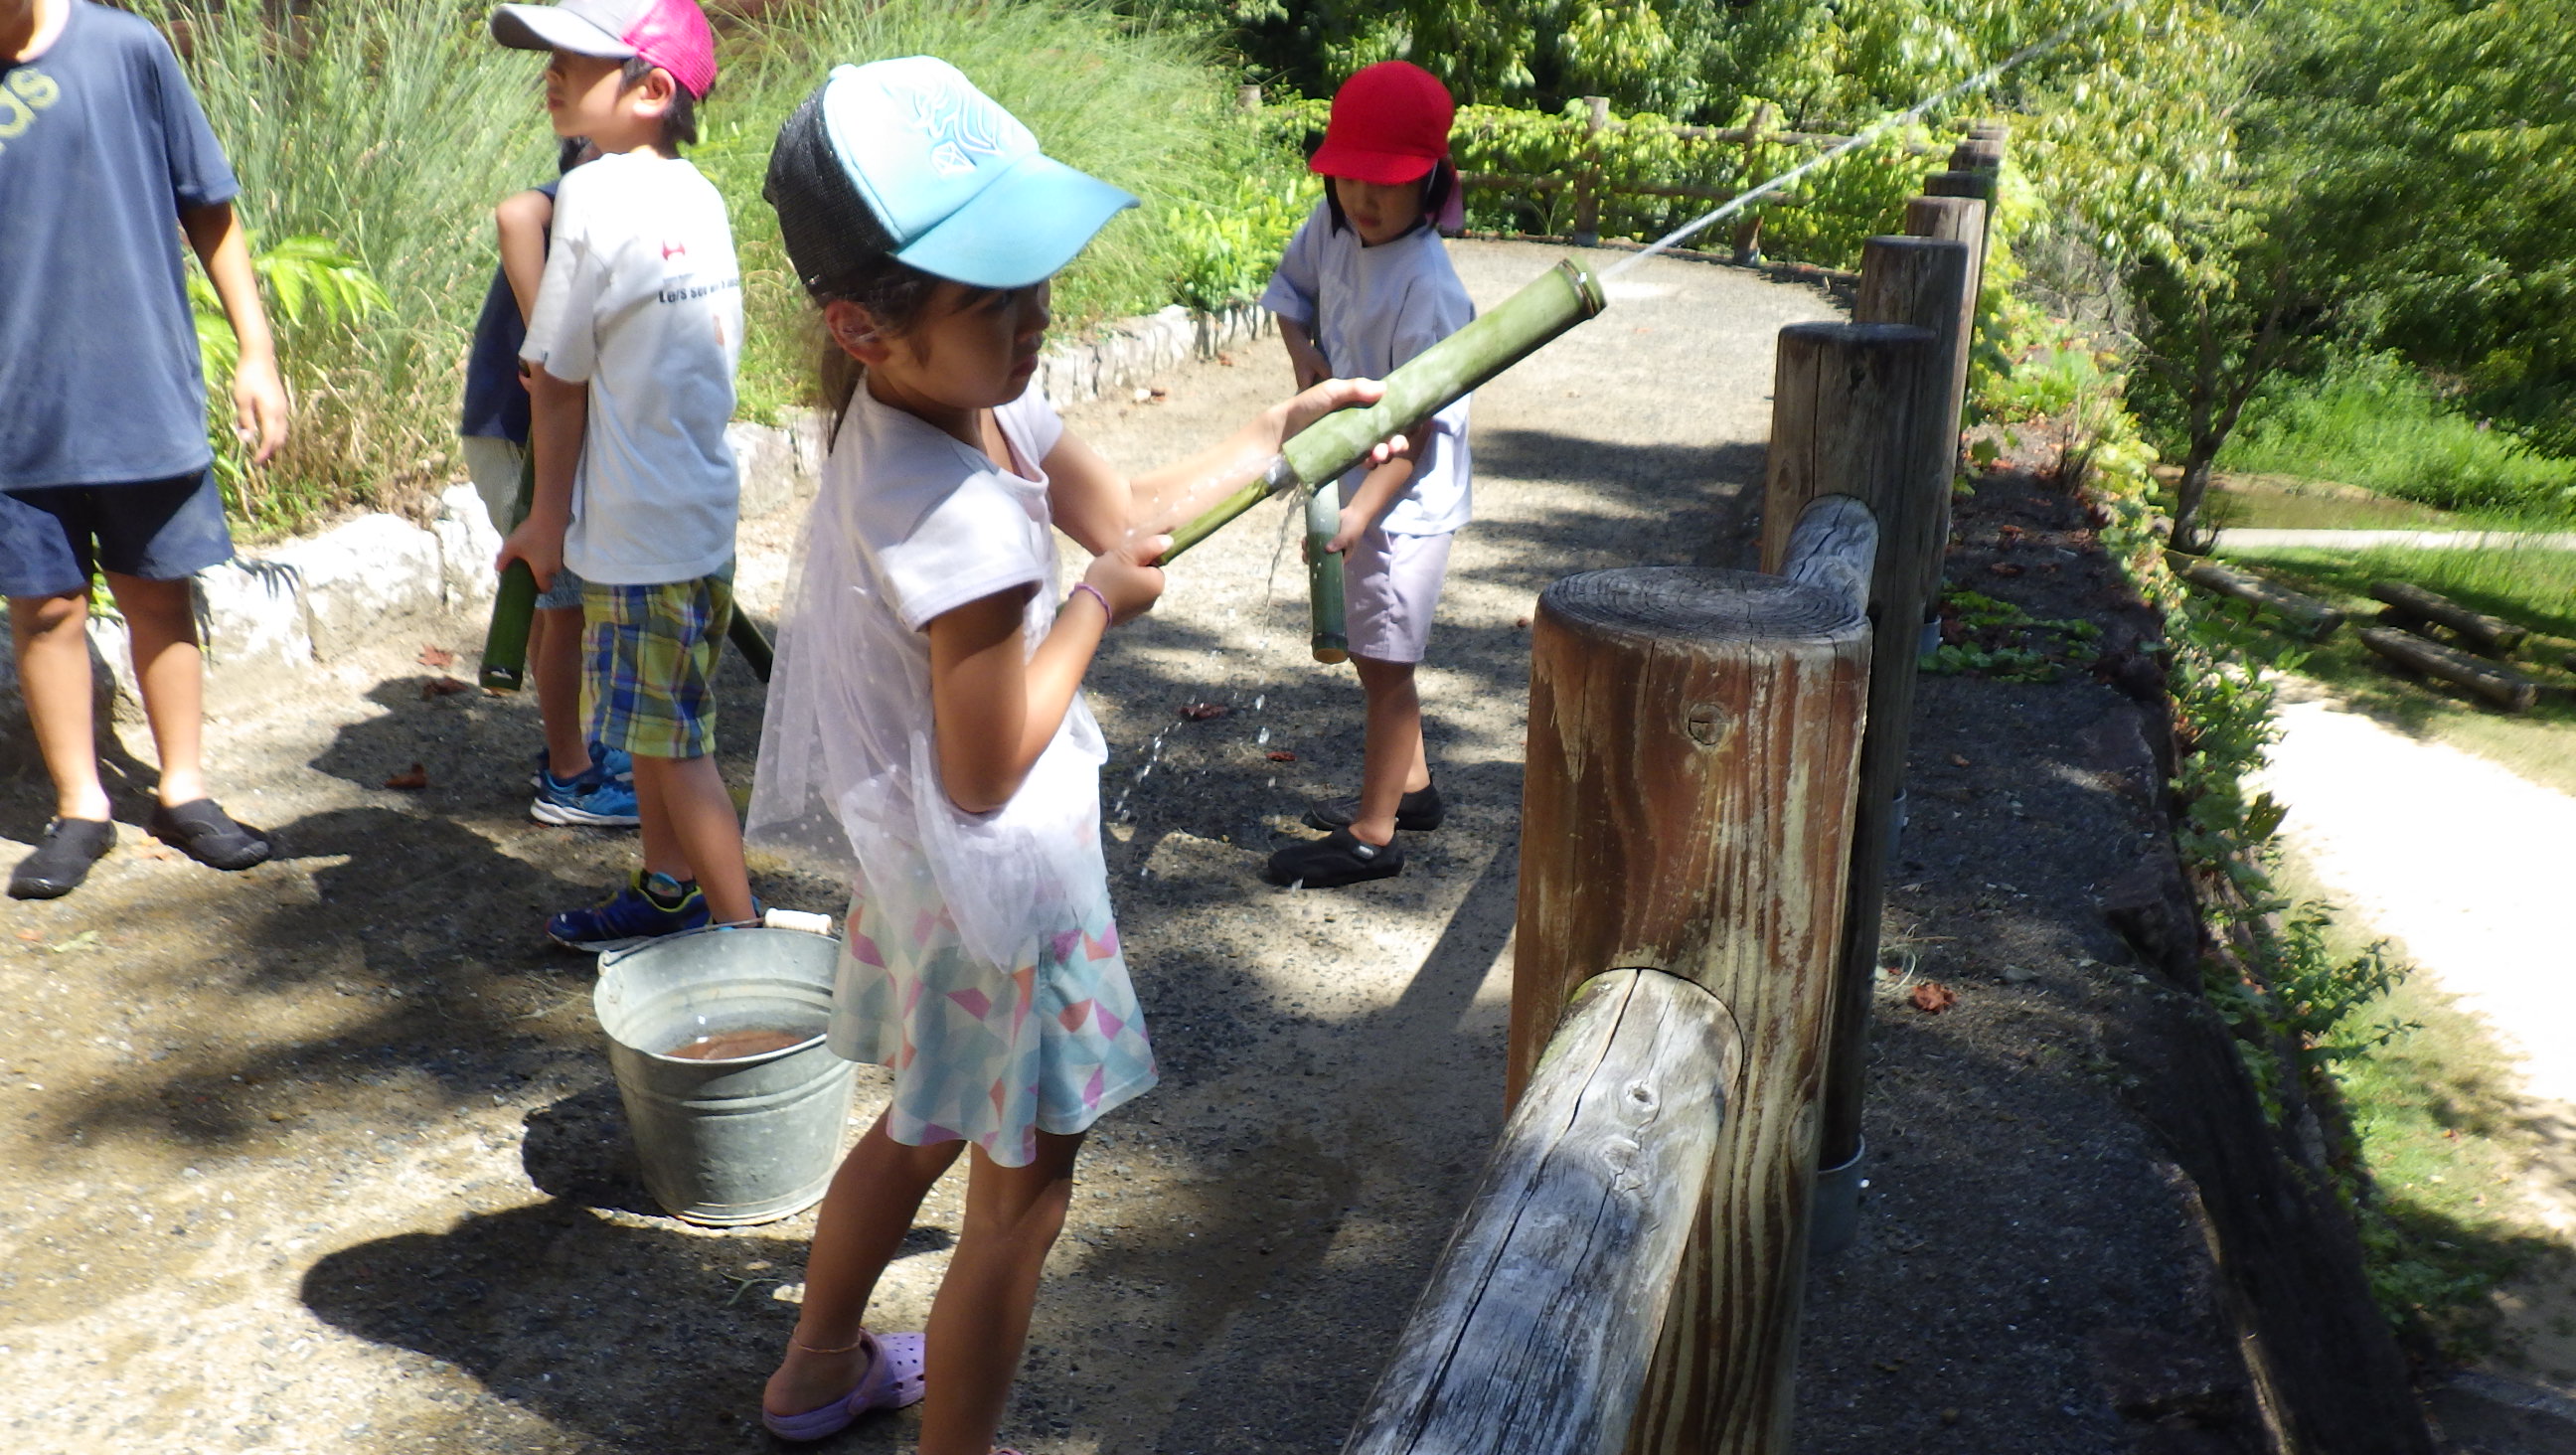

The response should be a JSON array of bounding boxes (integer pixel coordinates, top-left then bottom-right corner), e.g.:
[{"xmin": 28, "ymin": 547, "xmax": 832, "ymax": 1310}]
[
  {"xmin": 0, "ymin": 0, "xmax": 240, "ymax": 490},
  {"xmin": 457, "ymin": 179, "xmax": 560, "ymax": 445}
]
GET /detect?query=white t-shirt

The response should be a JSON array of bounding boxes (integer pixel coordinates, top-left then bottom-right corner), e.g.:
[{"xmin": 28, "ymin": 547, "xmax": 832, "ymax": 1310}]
[
  {"xmin": 744, "ymin": 383, "xmax": 1109, "ymax": 971},
  {"xmin": 1260, "ymin": 203, "xmax": 1476, "ymax": 536},
  {"xmin": 520, "ymin": 149, "xmax": 742, "ymax": 584}
]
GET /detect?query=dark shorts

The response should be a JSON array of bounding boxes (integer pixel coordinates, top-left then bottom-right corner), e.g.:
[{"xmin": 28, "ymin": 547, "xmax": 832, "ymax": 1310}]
[{"xmin": 0, "ymin": 472, "xmax": 236, "ymax": 599}]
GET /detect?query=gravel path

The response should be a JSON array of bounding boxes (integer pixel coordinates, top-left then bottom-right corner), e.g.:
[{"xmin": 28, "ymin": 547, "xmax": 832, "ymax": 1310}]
[{"xmin": 0, "ymin": 241, "xmax": 1840, "ymax": 1454}]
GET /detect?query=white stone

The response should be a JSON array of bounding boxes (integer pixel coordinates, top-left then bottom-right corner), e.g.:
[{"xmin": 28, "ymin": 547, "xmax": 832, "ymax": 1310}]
[
  {"xmin": 265, "ymin": 513, "xmax": 443, "ymax": 661},
  {"xmin": 728, "ymin": 421, "xmax": 803, "ymax": 521},
  {"xmin": 196, "ymin": 558, "xmax": 314, "ymax": 680},
  {"xmin": 431, "ymin": 482, "xmax": 503, "ymax": 614}
]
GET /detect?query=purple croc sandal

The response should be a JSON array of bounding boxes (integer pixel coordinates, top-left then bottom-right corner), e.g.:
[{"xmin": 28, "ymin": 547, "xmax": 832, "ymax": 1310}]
[{"xmin": 761, "ymin": 1329, "xmax": 927, "ymax": 1441}]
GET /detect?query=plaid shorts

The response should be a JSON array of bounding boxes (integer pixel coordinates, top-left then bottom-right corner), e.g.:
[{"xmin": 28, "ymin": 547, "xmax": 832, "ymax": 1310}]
[{"xmin": 582, "ymin": 567, "xmax": 733, "ymax": 760}]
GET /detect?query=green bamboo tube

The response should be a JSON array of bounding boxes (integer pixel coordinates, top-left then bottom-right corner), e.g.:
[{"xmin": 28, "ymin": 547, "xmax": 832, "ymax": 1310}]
[
  {"xmin": 1306, "ymin": 485, "xmax": 1348, "ymax": 663},
  {"xmin": 1158, "ymin": 257, "xmax": 1610, "ymax": 564},
  {"xmin": 478, "ymin": 450, "xmax": 541, "ymax": 691}
]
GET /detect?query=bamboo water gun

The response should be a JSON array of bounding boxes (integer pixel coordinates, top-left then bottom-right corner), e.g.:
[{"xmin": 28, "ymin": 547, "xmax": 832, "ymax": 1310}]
[
  {"xmin": 479, "ymin": 453, "xmax": 778, "ymax": 688},
  {"xmin": 1157, "ymin": 258, "xmax": 1609, "ymax": 662}
]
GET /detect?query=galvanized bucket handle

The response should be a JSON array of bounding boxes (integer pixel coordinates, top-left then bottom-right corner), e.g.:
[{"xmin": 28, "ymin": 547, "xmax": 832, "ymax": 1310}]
[{"xmin": 594, "ymin": 916, "xmax": 807, "ymax": 973}]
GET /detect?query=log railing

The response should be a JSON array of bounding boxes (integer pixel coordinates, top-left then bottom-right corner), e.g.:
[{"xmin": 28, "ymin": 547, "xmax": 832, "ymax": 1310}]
[{"xmin": 1332, "ymin": 126, "xmax": 2001, "ymax": 1455}]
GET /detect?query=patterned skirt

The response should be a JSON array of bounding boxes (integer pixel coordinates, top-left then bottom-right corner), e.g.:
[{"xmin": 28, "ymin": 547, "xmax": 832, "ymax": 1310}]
[{"xmin": 826, "ymin": 851, "xmax": 1157, "ymax": 1168}]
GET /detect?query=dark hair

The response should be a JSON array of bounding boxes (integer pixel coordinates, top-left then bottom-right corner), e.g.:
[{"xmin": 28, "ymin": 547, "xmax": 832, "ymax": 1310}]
[
  {"xmin": 557, "ymin": 134, "xmax": 588, "ymax": 173},
  {"xmin": 1320, "ymin": 159, "xmax": 1457, "ymax": 238},
  {"xmin": 619, "ymin": 57, "xmax": 700, "ymax": 151}
]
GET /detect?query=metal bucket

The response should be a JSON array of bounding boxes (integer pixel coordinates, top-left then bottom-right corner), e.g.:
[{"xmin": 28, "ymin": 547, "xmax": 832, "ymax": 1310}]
[{"xmin": 593, "ymin": 924, "xmax": 853, "ymax": 1225}]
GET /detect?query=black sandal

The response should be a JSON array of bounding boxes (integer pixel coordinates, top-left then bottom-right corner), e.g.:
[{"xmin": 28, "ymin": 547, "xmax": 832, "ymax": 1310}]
[
  {"xmin": 8, "ymin": 817, "xmax": 115, "ymax": 899},
  {"xmin": 1303, "ymin": 779, "xmax": 1445, "ymax": 833},
  {"xmin": 146, "ymin": 798, "xmax": 271, "ymax": 871},
  {"xmin": 1265, "ymin": 827, "xmax": 1405, "ymax": 889}
]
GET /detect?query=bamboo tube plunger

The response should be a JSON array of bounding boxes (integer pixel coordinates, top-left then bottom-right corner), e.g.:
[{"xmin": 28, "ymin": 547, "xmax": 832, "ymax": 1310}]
[
  {"xmin": 1305, "ymin": 482, "xmax": 1348, "ymax": 662},
  {"xmin": 1158, "ymin": 256, "xmax": 1611, "ymax": 585}
]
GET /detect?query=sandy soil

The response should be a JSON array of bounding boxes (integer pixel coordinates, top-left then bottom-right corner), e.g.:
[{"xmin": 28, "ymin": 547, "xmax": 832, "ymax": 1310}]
[{"xmin": 2, "ymin": 241, "xmax": 2265, "ymax": 1453}]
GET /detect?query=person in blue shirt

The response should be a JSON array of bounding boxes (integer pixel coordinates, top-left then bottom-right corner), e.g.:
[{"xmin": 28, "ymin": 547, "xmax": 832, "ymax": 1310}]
[{"xmin": 1, "ymin": 0, "xmax": 287, "ymax": 898}]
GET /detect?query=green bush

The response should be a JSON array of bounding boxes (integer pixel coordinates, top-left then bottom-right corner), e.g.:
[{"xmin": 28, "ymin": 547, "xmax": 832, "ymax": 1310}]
[{"xmin": 2221, "ymin": 350, "xmax": 2576, "ymax": 521}]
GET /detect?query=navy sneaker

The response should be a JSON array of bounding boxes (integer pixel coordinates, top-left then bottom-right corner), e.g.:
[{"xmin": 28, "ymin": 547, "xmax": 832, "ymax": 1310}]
[
  {"xmin": 548, "ymin": 871, "xmax": 709, "ymax": 952},
  {"xmin": 1264, "ymin": 828, "xmax": 1404, "ymax": 889},
  {"xmin": 531, "ymin": 765, "xmax": 640, "ymax": 828},
  {"xmin": 529, "ymin": 741, "xmax": 633, "ymax": 788}
]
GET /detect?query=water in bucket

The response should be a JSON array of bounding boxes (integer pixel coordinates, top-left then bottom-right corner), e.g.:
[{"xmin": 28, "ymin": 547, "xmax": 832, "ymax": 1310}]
[{"xmin": 594, "ymin": 925, "xmax": 854, "ymax": 1225}]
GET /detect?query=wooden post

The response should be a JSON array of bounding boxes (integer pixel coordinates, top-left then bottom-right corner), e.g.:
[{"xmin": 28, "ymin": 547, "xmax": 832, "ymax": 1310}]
[
  {"xmin": 1852, "ymin": 237, "xmax": 1973, "ymax": 608},
  {"xmin": 1346, "ymin": 969, "xmax": 1741, "ymax": 1455},
  {"xmin": 1513, "ymin": 555, "xmax": 1870, "ymax": 1453},
  {"xmin": 1573, "ymin": 95, "xmax": 1611, "ymax": 245},
  {"xmin": 1237, "ymin": 82, "xmax": 1262, "ymax": 113},
  {"xmin": 1949, "ymin": 136, "xmax": 2005, "ymax": 173},
  {"xmin": 1732, "ymin": 102, "xmax": 1775, "ymax": 264},
  {"xmin": 1903, "ymin": 195, "xmax": 1988, "ymax": 464},
  {"xmin": 1755, "ymin": 323, "xmax": 1949, "ymax": 1252}
]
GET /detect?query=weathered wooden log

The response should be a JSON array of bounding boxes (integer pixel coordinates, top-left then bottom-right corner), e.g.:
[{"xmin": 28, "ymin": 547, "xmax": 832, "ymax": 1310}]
[
  {"xmin": 2368, "ymin": 579, "xmax": 2527, "ymax": 657},
  {"xmin": 2360, "ymin": 627, "xmax": 2537, "ymax": 710},
  {"xmin": 1780, "ymin": 496, "xmax": 1879, "ymax": 619},
  {"xmin": 1949, "ymin": 137, "xmax": 2005, "ymax": 173},
  {"xmin": 1514, "ymin": 563, "xmax": 1869, "ymax": 1455},
  {"xmin": 1902, "ymin": 195, "xmax": 1988, "ymax": 436},
  {"xmin": 1346, "ymin": 969, "xmax": 1740, "ymax": 1455},
  {"xmin": 1759, "ymin": 323, "xmax": 1949, "ymax": 1216},
  {"xmin": 1854, "ymin": 235, "xmax": 1975, "ymax": 609},
  {"xmin": 2175, "ymin": 559, "xmax": 2345, "ymax": 639}
]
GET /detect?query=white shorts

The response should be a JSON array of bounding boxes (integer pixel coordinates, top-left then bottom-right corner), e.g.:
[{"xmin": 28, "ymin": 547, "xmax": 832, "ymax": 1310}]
[{"xmin": 1342, "ymin": 527, "xmax": 1453, "ymax": 664}]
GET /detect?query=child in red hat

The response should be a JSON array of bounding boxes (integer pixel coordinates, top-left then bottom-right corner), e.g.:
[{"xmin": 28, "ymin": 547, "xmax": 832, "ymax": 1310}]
[{"xmin": 1261, "ymin": 61, "xmax": 1475, "ymax": 889}]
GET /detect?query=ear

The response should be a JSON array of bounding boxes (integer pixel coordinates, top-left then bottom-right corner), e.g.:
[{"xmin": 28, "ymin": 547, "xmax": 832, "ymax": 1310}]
[
  {"xmin": 629, "ymin": 65, "xmax": 677, "ymax": 121},
  {"xmin": 823, "ymin": 299, "xmax": 895, "ymax": 366}
]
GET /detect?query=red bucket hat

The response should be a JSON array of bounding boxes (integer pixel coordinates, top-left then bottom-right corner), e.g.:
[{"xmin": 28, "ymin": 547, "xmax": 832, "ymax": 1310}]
[{"xmin": 1310, "ymin": 62, "xmax": 1454, "ymax": 185}]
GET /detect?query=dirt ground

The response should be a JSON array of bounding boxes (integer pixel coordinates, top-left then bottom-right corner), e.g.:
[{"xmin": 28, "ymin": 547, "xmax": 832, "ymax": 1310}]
[{"xmin": 4, "ymin": 242, "xmax": 2272, "ymax": 1453}]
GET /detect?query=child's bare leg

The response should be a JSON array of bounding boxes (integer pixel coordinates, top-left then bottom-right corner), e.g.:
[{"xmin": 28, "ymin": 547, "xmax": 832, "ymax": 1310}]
[
  {"xmin": 8, "ymin": 590, "xmax": 111, "ymax": 821},
  {"xmin": 630, "ymin": 752, "xmax": 754, "ymax": 922},
  {"xmin": 918, "ymin": 1130, "xmax": 1084, "ymax": 1455},
  {"xmin": 1348, "ymin": 654, "xmax": 1429, "ymax": 846},
  {"xmin": 106, "ymin": 572, "xmax": 208, "ymax": 807},
  {"xmin": 766, "ymin": 1114, "xmax": 962, "ymax": 1416},
  {"xmin": 532, "ymin": 606, "xmax": 591, "ymax": 778}
]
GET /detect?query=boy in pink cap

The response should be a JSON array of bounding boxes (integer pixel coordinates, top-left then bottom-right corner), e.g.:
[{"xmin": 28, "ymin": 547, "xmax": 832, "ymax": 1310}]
[
  {"xmin": 488, "ymin": 0, "xmax": 757, "ymax": 950},
  {"xmin": 1261, "ymin": 61, "xmax": 1475, "ymax": 889}
]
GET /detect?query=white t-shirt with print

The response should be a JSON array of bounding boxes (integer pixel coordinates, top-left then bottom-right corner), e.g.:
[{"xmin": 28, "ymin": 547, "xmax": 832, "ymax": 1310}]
[
  {"xmin": 520, "ymin": 148, "xmax": 742, "ymax": 584},
  {"xmin": 744, "ymin": 383, "xmax": 1109, "ymax": 973},
  {"xmin": 1260, "ymin": 202, "xmax": 1476, "ymax": 536}
]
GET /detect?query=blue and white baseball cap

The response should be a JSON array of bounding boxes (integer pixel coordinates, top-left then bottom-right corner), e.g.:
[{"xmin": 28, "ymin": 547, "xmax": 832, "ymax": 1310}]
[{"xmin": 765, "ymin": 59, "xmax": 1136, "ymax": 292}]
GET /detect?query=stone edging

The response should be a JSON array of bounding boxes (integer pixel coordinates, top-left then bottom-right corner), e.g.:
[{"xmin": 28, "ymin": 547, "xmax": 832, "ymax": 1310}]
[{"xmin": 0, "ymin": 301, "xmax": 1277, "ymax": 723}]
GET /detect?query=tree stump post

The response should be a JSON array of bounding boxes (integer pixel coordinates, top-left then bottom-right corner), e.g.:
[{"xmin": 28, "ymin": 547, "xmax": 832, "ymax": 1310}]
[
  {"xmin": 1511, "ymin": 560, "xmax": 1871, "ymax": 1454},
  {"xmin": 1902, "ymin": 195, "xmax": 1989, "ymax": 465},
  {"xmin": 1755, "ymin": 322, "xmax": 1950, "ymax": 1256},
  {"xmin": 1573, "ymin": 94, "xmax": 1612, "ymax": 245},
  {"xmin": 1853, "ymin": 235, "xmax": 1974, "ymax": 607},
  {"xmin": 1236, "ymin": 82, "xmax": 1262, "ymax": 113},
  {"xmin": 1733, "ymin": 101, "xmax": 1776, "ymax": 263}
]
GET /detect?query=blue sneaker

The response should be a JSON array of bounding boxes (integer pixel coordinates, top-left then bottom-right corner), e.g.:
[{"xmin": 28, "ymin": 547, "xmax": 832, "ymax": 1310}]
[
  {"xmin": 548, "ymin": 872, "xmax": 709, "ymax": 951},
  {"xmin": 531, "ymin": 764, "xmax": 640, "ymax": 827},
  {"xmin": 529, "ymin": 741, "xmax": 633, "ymax": 788}
]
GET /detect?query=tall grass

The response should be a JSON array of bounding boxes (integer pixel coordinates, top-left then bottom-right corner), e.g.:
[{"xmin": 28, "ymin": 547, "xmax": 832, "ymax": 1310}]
[
  {"xmin": 145, "ymin": 0, "xmax": 1286, "ymax": 535},
  {"xmin": 2220, "ymin": 351, "xmax": 2576, "ymax": 522}
]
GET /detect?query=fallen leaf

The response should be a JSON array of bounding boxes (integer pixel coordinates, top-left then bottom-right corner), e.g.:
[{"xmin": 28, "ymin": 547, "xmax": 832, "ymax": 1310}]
[
  {"xmin": 418, "ymin": 645, "xmax": 455, "ymax": 668},
  {"xmin": 1950, "ymin": 753, "xmax": 1972, "ymax": 767},
  {"xmin": 1179, "ymin": 702, "xmax": 1231, "ymax": 721},
  {"xmin": 49, "ymin": 929, "xmax": 100, "ymax": 955},
  {"xmin": 15, "ymin": 927, "xmax": 41, "ymax": 942},
  {"xmin": 1986, "ymin": 562, "xmax": 2024, "ymax": 577},
  {"xmin": 385, "ymin": 763, "xmax": 430, "ymax": 791},
  {"xmin": 1909, "ymin": 981, "xmax": 1958, "ymax": 1014},
  {"xmin": 1215, "ymin": 353, "xmax": 1236, "ymax": 367},
  {"xmin": 135, "ymin": 839, "xmax": 183, "ymax": 862},
  {"xmin": 1513, "ymin": 615, "xmax": 1531, "ymax": 629},
  {"xmin": 1266, "ymin": 749, "xmax": 1297, "ymax": 762},
  {"xmin": 421, "ymin": 676, "xmax": 472, "ymax": 699}
]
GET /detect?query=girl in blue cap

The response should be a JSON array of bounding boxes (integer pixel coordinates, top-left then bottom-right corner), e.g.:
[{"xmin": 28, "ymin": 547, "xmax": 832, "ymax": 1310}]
[{"xmin": 746, "ymin": 60, "xmax": 1401, "ymax": 1450}]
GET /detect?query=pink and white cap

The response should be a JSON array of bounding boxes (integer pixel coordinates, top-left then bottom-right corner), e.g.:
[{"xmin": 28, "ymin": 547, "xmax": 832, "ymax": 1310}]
[{"xmin": 490, "ymin": 0, "xmax": 718, "ymax": 100}]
